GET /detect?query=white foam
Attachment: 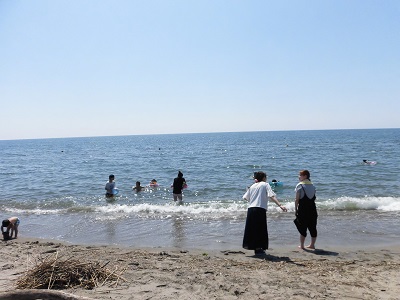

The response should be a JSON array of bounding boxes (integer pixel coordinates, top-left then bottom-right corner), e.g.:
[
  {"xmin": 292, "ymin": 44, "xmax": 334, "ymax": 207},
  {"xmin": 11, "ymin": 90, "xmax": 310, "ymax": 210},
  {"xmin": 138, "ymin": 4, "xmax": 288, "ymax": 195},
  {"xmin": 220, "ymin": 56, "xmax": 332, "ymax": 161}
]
[
  {"xmin": 96, "ymin": 201, "xmax": 248, "ymax": 216},
  {"xmin": 320, "ymin": 196, "xmax": 400, "ymax": 211}
]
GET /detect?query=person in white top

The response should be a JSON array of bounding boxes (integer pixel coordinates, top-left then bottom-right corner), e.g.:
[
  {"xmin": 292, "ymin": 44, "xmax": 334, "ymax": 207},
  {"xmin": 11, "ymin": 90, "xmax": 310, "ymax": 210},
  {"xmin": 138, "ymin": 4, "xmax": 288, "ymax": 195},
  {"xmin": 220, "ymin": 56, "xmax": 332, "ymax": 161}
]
[{"xmin": 242, "ymin": 171, "xmax": 287, "ymax": 255}]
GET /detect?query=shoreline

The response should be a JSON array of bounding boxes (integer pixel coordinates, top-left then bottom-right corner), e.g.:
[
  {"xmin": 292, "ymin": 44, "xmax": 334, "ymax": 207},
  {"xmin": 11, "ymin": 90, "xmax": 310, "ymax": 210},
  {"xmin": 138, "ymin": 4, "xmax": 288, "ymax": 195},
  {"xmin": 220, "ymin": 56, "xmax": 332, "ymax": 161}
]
[{"xmin": 0, "ymin": 237, "xmax": 399, "ymax": 299}]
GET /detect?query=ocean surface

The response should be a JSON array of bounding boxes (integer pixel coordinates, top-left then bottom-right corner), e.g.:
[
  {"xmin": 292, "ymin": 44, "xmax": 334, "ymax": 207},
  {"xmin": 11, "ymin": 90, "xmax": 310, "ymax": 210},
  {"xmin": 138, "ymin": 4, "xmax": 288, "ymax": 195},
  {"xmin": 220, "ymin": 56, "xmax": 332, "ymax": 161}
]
[{"xmin": 1, "ymin": 129, "xmax": 399, "ymax": 250}]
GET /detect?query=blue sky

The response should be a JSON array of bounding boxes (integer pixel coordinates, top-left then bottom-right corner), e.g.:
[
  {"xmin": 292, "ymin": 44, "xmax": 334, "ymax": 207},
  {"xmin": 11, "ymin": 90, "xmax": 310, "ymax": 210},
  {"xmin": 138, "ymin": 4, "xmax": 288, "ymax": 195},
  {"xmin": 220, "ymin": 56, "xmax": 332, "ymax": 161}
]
[{"xmin": 1, "ymin": 0, "xmax": 399, "ymax": 140}]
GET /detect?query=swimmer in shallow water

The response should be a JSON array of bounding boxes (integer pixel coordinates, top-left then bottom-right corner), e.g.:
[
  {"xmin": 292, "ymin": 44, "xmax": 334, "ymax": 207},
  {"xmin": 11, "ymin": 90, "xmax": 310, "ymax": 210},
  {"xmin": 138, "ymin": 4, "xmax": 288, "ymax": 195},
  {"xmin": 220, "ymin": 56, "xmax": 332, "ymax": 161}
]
[
  {"xmin": 149, "ymin": 179, "xmax": 159, "ymax": 187},
  {"xmin": 133, "ymin": 181, "xmax": 146, "ymax": 192},
  {"xmin": 363, "ymin": 160, "xmax": 376, "ymax": 165}
]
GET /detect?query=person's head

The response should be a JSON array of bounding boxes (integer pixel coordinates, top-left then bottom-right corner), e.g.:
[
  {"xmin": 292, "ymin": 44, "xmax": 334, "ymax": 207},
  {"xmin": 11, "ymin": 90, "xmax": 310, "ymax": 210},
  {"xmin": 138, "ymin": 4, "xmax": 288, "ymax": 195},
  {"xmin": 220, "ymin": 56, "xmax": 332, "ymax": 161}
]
[
  {"xmin": 363, "ymin": 160, "xmax": 367, "ymax": 163},
  {"xmin": 2, "ymin": 220, "xmax": 10, "ymax": 228},
  {"xmin": 151, "ymin": 179, "xmax": 157, "ymax": 183},
  {"xmin": 109, "ymin": 174, "xmax": 115, "ymax": 181},
  {"xmin": 272, "ymin": 179, "xmax": 277, "ymax": 182},
  {"xmin": 254, "ymin": 171, "xmax": 267, "ymax": 182},
  {"xmin": 136, "ymin": 181, "xmax": 141, "ymax": 186},
  {"xmin": 299, "ymin": 170, "xmax": 310, "ymax": 180},
  {"xmin": 178, "ymin": 171, "xmax": 183, "ymax": 178}
]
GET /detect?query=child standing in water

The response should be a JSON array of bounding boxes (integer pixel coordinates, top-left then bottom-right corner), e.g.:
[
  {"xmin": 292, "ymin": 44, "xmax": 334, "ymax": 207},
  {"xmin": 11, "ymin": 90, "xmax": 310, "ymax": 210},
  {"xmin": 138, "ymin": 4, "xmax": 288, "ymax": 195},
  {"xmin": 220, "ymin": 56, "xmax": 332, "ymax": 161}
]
[{"xmin": 105, "ymin": 174, "xmax": 116, "ymax": 198}]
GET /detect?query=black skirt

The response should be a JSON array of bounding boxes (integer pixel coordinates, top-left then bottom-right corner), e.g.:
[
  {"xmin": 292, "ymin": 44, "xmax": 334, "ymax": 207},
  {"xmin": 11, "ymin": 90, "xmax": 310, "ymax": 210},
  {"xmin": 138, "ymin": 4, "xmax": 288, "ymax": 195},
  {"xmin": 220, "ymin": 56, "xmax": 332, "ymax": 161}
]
[{"xmin": 242, "ymin": 207, "xmax": 268, "ymax": 250}]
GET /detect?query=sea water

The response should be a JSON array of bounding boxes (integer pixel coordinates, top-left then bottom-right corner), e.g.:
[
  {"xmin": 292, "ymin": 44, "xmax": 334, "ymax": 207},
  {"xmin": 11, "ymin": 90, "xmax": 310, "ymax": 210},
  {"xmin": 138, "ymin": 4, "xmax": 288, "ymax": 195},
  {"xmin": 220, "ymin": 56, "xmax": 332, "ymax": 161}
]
[{"xmin": 1, "ymin": 129, "xmax": 399, "ymax": 250}]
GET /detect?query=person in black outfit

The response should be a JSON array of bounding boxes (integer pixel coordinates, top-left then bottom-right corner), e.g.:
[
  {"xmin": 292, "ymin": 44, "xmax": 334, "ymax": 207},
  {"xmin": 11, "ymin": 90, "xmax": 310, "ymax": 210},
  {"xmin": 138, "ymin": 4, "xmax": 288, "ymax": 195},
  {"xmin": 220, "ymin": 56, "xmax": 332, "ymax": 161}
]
[
  {"xmin": 172, "ymin": 171, "xmax": 186, "ymax": 204},
  {"xmin": 294, "ymin": 170, "xmax": 318, "ymax": 249}
]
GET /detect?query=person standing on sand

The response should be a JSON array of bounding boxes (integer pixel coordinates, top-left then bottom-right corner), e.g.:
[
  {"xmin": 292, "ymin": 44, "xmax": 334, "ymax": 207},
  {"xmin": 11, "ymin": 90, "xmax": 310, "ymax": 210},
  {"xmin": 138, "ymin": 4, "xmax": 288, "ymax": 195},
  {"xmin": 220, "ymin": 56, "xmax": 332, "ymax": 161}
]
[
  {"xmin": 294, "ymin": 170, "xmax": 318, "ymax": 250},
  {"xmin": 172, "ymin": 171, "xmax": 186, "ymax": 204},
  {"xmin": 242, "ymin": 171, "xmax": 287, "ymax": 255}
]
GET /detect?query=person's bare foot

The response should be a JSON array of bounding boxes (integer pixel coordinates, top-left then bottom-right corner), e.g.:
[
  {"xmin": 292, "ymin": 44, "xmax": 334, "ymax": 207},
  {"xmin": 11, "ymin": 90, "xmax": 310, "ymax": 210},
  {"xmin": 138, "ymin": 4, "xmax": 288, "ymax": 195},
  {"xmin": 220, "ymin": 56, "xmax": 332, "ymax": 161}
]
[
  {"xmin": 306, "ymin": 245, "xmax": 315, "ymax": 249},
  {"xmin": 298, "ymin": 245, "xmax": 305, "ymax": 250}
]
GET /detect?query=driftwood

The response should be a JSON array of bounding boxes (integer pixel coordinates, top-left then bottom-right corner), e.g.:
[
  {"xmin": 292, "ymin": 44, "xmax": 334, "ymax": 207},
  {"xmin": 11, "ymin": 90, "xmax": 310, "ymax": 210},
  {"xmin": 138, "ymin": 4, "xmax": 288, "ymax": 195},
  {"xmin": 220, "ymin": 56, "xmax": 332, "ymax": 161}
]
[
  {"xmin": 15, "ymin": 251, "xmax": 125, "ymax": 291},
  {"xmin": 0, "ymin": 289, "xmax": 94, "ymax": 300}
]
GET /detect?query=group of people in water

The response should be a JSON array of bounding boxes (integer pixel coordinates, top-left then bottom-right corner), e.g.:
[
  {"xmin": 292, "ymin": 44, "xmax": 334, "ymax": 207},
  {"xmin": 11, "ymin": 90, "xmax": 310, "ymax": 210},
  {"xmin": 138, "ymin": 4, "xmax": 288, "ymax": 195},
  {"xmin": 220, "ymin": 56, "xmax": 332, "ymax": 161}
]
[
  {"xmin": 105, "ymin": 171, "xmax": 187, "ymax": 204},
  {"xmin": 105, "ymin": 169, "xmax": 318, "ymax": 254},
  {"xmin": 3, "ymin": 169, "xmax": 317, "ymax": 253},
  {"xmin": 2, "ymin": 168, "xmax": 318, "ymax": 254}
]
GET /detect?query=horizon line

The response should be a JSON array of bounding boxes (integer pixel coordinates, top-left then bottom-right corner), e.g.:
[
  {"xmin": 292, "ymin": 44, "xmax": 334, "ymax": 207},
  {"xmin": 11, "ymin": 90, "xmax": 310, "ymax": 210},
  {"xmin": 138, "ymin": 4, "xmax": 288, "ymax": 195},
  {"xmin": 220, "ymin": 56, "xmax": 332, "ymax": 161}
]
[{"xmin": 1, "ymin": 127, "xmax": 398, "ymax": 142}]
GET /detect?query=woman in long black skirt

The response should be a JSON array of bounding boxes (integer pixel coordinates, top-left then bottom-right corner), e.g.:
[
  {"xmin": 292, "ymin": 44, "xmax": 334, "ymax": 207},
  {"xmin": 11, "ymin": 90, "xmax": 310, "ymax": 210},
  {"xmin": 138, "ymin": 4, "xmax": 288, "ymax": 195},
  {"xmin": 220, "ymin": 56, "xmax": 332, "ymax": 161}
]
[{"xmin": 242, "ymin": 171, "xmax": 287, "ymax": 255}]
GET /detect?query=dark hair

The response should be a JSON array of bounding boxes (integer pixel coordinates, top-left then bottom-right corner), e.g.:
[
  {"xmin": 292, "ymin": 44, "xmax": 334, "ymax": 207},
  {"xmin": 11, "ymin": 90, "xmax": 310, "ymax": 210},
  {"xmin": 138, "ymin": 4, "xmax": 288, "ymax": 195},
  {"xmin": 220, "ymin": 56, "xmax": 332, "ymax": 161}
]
[
  {"xmin": 254, "ymin": 171, "xmax": 267, "ymax": 182},
  {"xmin": 109, "ymin": 174, "xmax": 115, "ymax": 179},
  {"xmin": 2, "ymin": 220, "xmax": 10, "ymax": 227},
  {"xmin": 299, "ymin": 170, "xmax": 310, "ymax": 179},
  {"xmin": 178, "ymin": 171, "xmax": 183, "ymax": 178}
]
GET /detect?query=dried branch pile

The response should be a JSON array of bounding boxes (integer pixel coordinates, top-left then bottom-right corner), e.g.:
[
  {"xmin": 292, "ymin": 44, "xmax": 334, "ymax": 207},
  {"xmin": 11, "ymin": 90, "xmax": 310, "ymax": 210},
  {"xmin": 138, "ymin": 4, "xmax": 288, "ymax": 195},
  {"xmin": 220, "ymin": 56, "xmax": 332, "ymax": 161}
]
[{"xmin": 16, "ymin": 252, "xmax": 125, "ymax": 290}]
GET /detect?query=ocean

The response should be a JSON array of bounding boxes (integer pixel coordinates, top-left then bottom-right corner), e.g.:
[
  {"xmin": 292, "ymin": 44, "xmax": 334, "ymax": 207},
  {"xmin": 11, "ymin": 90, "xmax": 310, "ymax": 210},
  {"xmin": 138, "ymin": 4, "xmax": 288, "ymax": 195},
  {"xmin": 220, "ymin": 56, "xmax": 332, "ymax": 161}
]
[{"xmin": 1, "ymin": 129, "xmax": 399, "ymax": 250}]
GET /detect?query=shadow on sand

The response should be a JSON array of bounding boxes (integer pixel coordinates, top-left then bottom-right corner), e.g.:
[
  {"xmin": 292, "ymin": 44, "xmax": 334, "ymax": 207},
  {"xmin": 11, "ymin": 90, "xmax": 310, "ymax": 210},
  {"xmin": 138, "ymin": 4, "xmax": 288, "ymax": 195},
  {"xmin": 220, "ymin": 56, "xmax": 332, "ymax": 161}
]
[
  {"xmin": 221, "ymin": 248, "xmax": 339, "ymax": 266},
  {"xmin": 312, "ymin": 248, "xmax": 339, "ymax": 256},
  {"xmin": 249, "ymin": 252, "xmax": 300, "ymax": 265}
]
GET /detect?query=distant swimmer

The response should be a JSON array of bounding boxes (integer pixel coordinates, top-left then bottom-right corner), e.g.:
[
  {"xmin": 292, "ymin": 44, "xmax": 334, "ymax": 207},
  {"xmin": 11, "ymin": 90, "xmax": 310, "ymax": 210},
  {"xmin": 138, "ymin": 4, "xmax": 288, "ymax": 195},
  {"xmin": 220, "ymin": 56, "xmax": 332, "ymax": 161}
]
[
  {"xmin": 133, "ymin": 181, "xmax": 146, "ymax": 192},
  {"xmin": 105, "ymin": 174, "xmax": 117, "ymax": 198},
  {"xmin": 149, "ymin": 179, "xmax": 159, "ymax": 187},
  {"xmin": 363, "ymin": 160, "xmax": 377, "ymax": 165},
  {"xmin": 270, "ymin": 179, "xmax": 283, "ymax": 188}
]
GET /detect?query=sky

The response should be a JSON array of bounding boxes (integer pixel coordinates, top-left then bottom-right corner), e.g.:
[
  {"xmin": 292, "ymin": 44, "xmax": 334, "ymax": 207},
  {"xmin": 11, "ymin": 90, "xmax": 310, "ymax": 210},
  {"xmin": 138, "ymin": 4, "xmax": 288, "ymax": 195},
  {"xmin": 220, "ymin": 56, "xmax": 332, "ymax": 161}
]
[{"xmin": 0, "ymin": 0, "xmax": 399, "ymax": 140}]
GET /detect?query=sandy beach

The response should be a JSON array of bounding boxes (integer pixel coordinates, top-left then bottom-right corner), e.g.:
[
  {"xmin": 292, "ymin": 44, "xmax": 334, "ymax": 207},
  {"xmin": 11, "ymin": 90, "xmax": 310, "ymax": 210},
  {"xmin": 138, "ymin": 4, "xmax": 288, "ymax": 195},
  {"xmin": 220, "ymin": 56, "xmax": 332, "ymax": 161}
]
[{"xmin": 0, "ymin": 238, "xmax": 398, "ymax": 299}]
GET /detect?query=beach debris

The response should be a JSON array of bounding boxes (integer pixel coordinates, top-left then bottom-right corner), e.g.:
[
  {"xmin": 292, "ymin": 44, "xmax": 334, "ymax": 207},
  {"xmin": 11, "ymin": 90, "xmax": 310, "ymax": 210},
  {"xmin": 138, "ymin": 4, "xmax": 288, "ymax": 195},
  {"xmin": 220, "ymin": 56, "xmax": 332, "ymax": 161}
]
[
  {"xmin": 15, "ymin": 251, "xmax": 126, "ymax": 290},
  {"xmin": 220, "ymin": 250, "xmax": 245, "ymax": 255},
  {"xmin": 159, "ymin": 251, "xmax": 171, "ymax": 256}
]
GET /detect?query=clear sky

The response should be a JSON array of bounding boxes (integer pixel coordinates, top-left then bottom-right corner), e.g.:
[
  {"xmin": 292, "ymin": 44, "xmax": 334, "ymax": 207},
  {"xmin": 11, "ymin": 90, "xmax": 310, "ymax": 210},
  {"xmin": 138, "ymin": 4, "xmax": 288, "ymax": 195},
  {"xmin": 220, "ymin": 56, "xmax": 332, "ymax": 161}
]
[{"xmin": 1, "ymin": 0, "xmax": 399, "ymax": 140}]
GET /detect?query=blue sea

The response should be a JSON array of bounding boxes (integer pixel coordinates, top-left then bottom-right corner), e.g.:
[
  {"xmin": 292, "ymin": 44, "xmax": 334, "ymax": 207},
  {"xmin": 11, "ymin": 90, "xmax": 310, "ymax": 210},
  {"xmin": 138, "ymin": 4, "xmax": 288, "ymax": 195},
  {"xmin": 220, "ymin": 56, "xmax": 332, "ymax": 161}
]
[{"xmin": 1, "ymin": 129, "xmax": 399, "ymax": 250}]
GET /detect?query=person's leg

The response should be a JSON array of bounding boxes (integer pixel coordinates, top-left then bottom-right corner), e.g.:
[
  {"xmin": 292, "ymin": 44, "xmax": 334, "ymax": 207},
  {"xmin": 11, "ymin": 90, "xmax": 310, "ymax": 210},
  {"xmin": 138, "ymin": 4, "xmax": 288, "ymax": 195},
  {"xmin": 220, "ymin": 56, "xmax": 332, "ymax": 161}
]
[
  {"xmin": 177, "ymin": 194, "xmax": 183, "ymax": 205},
  {"xmin": 299, "ymin": 235, "xmax": 306, "ymax": 249},
  {"xmin": 173, "ymin": 194, "xmax": 178, "ymax": 201},
  {"xmin": 14, "ymin": 225, "xmax": 18, "ymax": 238},
  {"xmin": 307, "ymin": 221, "xmax": 317, "ymax": 249},
  {"xmin": 307, "ymin": 237, "xmax": 316, "ymax": 249}
]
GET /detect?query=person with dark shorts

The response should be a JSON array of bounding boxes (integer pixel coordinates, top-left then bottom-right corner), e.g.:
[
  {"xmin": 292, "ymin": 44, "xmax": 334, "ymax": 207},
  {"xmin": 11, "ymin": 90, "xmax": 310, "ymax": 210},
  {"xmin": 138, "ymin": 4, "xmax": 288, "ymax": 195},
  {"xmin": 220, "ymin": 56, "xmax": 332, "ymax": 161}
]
[
  {"xmin": 294, "ymin": 170, "xmax": 318, "ymax": 250},
  {"xmin": 172, "ymin": 171, "xmax": 186, "ymax": 204}
]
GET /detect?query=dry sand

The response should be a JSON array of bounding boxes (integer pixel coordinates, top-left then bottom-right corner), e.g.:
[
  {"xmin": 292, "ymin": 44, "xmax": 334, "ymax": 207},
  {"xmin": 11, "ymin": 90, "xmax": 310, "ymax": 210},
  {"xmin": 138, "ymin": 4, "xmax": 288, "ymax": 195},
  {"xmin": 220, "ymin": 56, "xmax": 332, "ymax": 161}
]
[{"xmin": 0, "ymin": 238, "xmax": 399, "ymax": 299}]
